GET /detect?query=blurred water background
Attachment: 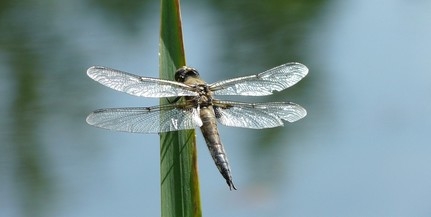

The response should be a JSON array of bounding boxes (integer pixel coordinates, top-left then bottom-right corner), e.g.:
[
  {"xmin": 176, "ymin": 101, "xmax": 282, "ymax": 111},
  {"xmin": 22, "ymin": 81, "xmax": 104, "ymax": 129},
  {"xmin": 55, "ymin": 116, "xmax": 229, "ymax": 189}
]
[{"xmin": 1, "ymin": 0, "xmax": 431, "ymax": 216}]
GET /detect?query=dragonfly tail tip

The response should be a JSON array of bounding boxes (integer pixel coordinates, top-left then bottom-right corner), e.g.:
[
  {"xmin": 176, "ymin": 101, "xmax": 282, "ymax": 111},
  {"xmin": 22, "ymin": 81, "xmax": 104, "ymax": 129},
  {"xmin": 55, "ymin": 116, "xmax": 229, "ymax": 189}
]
[{"xmin": 227, "ymin": 180, "xmax": 237, "ymax": 190}]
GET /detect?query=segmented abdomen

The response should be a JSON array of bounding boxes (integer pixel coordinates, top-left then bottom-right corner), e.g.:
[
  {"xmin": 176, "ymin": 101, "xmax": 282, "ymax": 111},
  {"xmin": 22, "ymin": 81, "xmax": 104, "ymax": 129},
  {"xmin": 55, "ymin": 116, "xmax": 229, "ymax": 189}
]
[{"xmin": 199, "ymin": 106, "xmax": 236, "ymax": 190}]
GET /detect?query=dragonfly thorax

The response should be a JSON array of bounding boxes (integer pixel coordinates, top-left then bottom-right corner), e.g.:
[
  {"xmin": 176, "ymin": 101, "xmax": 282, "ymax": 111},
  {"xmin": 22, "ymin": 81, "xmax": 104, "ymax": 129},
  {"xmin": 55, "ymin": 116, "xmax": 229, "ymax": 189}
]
[
  {"xmin": 176, "ymin": 66, "xmax": 214, "ymax": 108},
  {"xmin": 184, "ymin": 84, "xmax": 214, "ymax": 109}
]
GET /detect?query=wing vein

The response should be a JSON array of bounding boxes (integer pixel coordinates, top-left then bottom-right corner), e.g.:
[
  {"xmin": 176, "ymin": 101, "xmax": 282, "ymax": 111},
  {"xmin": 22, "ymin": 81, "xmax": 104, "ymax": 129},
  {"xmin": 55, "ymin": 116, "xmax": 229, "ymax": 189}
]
[
  {"xmin": 87, "ymin": 66, "xmax": 198, "ymax": 97},
  {"xmin": 210, "ymin": 62, "xmax": 308, "ymax": 96}
]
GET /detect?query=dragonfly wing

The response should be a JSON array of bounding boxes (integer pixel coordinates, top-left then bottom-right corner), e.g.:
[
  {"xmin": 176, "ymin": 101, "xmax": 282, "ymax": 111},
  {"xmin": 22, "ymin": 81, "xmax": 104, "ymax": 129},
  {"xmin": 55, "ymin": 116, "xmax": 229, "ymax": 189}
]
[
  {"xmin": 213, "ymin": 100, "xmax": 307, "ymax": 129},
  {"xmin": 87, "ymin": 66, "xmax": 198, "ymax": 98},
  {"xmin": 210, "ymin": 62, "xmax": 308, "ymax": 96},
  {"xmin": 86, "ymin": 105, "xmax": 202, "ymax": 133}
]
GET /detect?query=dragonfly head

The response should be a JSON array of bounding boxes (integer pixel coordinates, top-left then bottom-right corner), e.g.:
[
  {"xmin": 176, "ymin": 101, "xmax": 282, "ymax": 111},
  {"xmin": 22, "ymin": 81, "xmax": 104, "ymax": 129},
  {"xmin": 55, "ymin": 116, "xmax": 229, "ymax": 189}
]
[{"xmin": 175, "ymin": 66, "xmax": 200, "ymax": 82}]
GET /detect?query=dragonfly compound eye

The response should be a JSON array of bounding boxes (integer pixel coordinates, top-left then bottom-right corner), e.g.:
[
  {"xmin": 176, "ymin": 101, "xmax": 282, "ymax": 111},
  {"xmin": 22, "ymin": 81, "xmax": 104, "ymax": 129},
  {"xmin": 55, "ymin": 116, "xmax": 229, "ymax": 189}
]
[{"xmin": 175, "ymin": 67, "xmax": 199, "ymax": 82}]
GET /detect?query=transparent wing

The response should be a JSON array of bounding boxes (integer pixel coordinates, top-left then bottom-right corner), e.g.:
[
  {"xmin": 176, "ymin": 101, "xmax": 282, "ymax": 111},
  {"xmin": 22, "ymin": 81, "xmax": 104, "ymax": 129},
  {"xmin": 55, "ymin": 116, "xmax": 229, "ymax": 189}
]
[
  {"xmin": 86, "ymin": 104, "xmax": 203, "ymax": 133},
  {"xmin": 87, "ymin": 66, "xmax": 198, "ymax": 97},
  {"xmin": 213, "ymin": 100, "xmax": 307, "ymax": 129},
  {"xmin": 209, "ymin": 62, "xmax": 308, "ymax": 96}
]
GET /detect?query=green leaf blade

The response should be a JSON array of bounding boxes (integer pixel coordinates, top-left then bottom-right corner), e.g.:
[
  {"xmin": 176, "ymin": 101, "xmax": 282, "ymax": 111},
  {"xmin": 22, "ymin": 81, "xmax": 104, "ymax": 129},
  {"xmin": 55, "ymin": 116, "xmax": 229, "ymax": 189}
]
[{"xmin": 159, "ymin": 0, "xmax": 202, "ymax": 216}]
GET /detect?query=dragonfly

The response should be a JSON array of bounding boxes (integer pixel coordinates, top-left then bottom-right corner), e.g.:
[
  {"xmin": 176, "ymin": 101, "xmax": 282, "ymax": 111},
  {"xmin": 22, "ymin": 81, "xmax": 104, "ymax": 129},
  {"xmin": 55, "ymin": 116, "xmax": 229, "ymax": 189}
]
[{"xmin": 86, "ymin": 62, "xmax": 308, "ymax": 190}]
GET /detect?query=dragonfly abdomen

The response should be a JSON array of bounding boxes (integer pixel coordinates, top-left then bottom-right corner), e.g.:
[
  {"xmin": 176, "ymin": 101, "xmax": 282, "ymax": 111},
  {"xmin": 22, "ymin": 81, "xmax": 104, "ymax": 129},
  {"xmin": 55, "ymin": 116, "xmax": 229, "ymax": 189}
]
[{"xmin": 199, "ymin": 107, "xmax": 237, "ymax": 190}]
